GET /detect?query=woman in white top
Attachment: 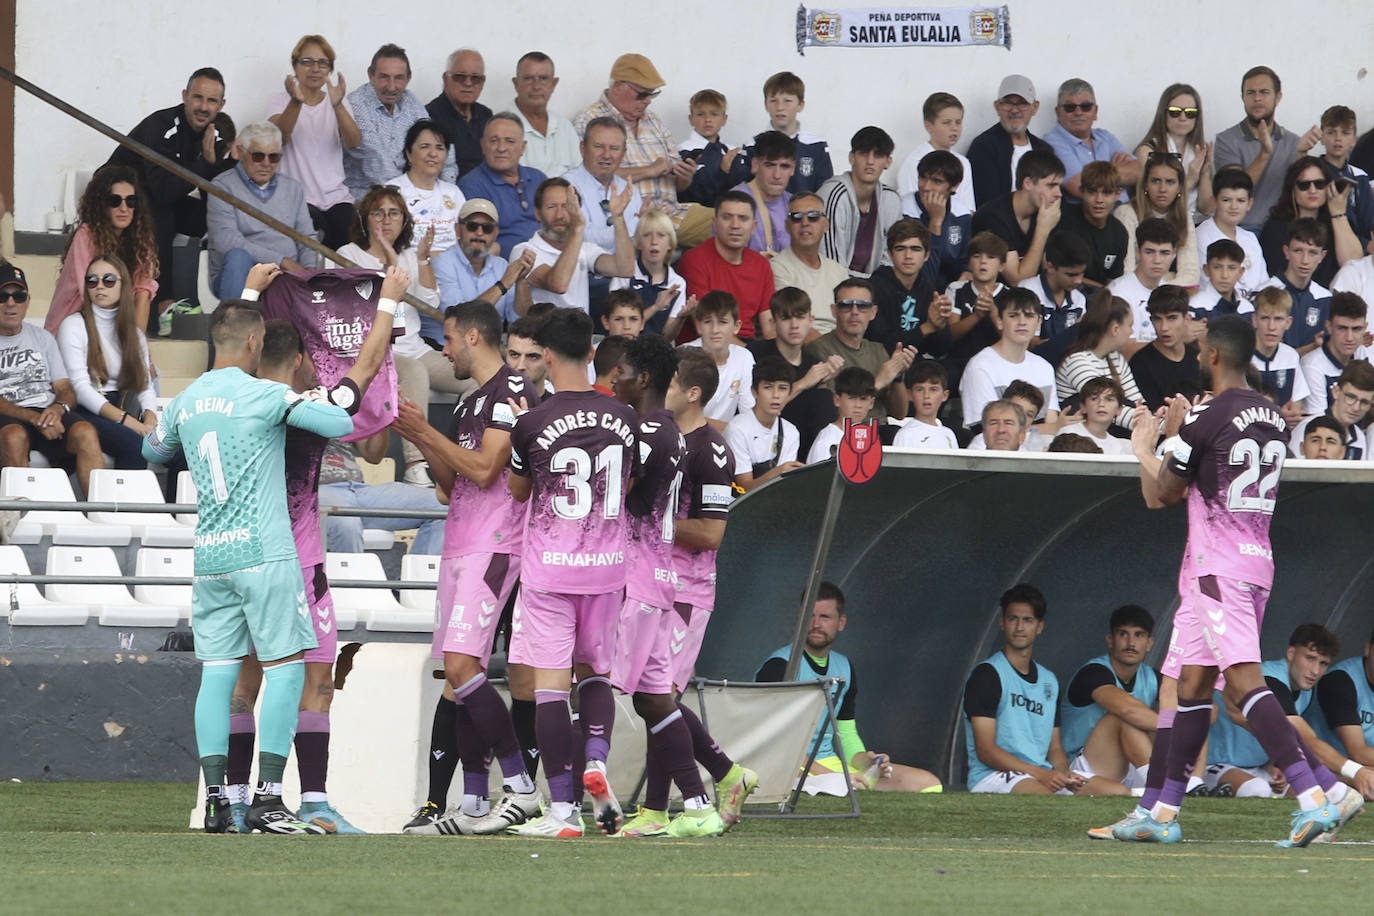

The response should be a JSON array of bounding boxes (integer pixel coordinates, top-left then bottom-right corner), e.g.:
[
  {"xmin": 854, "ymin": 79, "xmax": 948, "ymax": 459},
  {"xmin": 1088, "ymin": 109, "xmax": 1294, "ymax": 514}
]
[
  {"xmin": 268, "ymin": 34, "xmax": 362, "ymax": 249},
  {"xmin": 56, "ymin": 254, "xmax": 158, "ymax": 468},
  {"xmin": 1134, "ymin": 84, "xmax": 1213, "ymax": 223},
  {"xmin": 337, "ymin": 186, "xmax": 450, "ymax": 485},
  {"xmin": 1055, "ymin": 289, "xmax": 1142, "ymax": 430},
  {"xmin": 389, "ymin": 119, "xmax": 464, "ymax": 254},
  {"xmin": 1114, "ymin": 153, "xmax": 1201, "ymax": 288}
]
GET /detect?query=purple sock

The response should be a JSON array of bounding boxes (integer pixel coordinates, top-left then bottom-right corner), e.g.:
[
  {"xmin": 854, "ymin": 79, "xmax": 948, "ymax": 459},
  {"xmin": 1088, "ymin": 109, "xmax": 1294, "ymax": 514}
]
[
  {"xmin": 426, "ymin": 696, "xmax": 460, "ymax": 807},
  {"xmin": 570, "ymin": 711, "xmax": 585, "ymax": 806},
  {"xmin": 227, "ymin": 713, "xmax": 255, "ymax": 787},
  {"xmin": 535, "ymin": 689, "xmax": 575, "ymax": 804},
  {"xmin": 455, "ymin": 675, "xmax": 527, "ymax": 782},
  {"xmin": 653, "ymin": 708, "xmax": 708, "ymax": 801},
  {"xmin": 1137, "ymin": 708, "xmax": 1174, "ymax": 811},
  {"xmin": 511, "ymin": 698, "xmax": 540, "ymax": 778},
  {"xmin": 1159, "ymin": 699, "xmax": 1211, "ymax": 813},
  {"xmin": 1241, "ymin": 688, "xmax": 1320, "ymax": 799},
  {"xmin": 577, "ymin": 677, "xmax": 616, "ymax": 763},
  {"xmin": 643, "ymin": 727, "xmax": 672, "ymax": 811},
  {"xmin": 294, "ymin": 710, "xmax": 330, "ymax": 795},
  {"xmin": 677, "ymin": 701, "xmax": 733, "ymax": 782},
  {"xmin": 1298, "ymin": 735, "xmax": 1339, "ymax": 792},
  {"xmin": 454, "ymin": 701, "xmax": 492, "ymax": 780},
  {"xmin": 463, "ymin": 770, "xmax": 489, "ymax": 799}
]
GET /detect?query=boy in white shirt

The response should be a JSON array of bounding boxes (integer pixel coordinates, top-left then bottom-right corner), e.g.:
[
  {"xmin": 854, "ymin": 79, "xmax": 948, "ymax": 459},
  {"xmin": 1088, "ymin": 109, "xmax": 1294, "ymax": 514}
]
[
  {"xmin": 807, "ymin": 367, "xmax": 876, "ymax": 464},
  {"xmin": 1051, "ymin": 376, "xmax": 1133, "ymax": 455},
  {"xmin": 682, "ymin": 290, "xmax": 755, "ymax": 429},
  {"xmin": 1250, "ymin": 287, "xmax": 1309, "ymax": 428},
  {"xmin": 898, "ymin": 93, "xmax": 975, "ymax": 217},
  {"xmin": 1108, "ymin": 218, "xmax": 1180, "ymax": 348},
  {"xmin": 1195, "ymin": 168, "xmax": 1268, "ymax": 298},
  {"xmin": 893, "ymin": 360, "xmax": 959, "ymax": 449},
  {"xmin": 724, "ymin": 355, "xmax": 802, "ymax": 490},
  {"xmin": 1189, "ymin": 239, "xmax": 1253, "ymax": 319},
  {"xmin": 1299, "ymin": 291, "xmax": 1372, "ymax": 415},
  {"xmin": 959, "ymin": 287, "xmax": 1061, "ymax": 429}
]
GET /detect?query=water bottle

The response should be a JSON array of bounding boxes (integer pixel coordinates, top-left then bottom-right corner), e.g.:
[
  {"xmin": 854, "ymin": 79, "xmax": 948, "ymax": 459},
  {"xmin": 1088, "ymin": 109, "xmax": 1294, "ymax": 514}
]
[{"xmin": 863, "ymin": 754, "xmax": 888, "ymax": 785}]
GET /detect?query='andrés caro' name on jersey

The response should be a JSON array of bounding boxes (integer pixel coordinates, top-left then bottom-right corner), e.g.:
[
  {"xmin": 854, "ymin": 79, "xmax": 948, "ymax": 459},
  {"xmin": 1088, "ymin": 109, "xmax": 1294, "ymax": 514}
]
[{"xmin": 535, "ymin": 410, "xmax": 636, "ymax": 452}]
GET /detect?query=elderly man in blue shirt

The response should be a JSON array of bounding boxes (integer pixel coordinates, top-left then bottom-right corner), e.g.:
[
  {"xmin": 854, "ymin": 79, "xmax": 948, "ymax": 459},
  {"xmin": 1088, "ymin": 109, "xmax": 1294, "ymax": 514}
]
[
  {"xmin": 458, "ymin": 113, "xmax": 546, "ymax": 263},
  {"xmin": 431, "ymin": 198, "xmax": 534, "ymax": 333},
  {"xmin": 343, "ymin": 43, "xmax": 431, "ymax": 200},
  {"xmin": 1044, "ymin": 78, "xmax": 1141, "ymax": 205}
]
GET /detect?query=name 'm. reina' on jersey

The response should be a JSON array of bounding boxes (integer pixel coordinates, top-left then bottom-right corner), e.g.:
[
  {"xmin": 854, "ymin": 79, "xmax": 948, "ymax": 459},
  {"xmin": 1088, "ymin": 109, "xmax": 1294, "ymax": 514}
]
[
  {"xmin": 624, "ymin": 408, "xmax": 686, "ymax": 611},
  {"xmin": 508, "ymin": 389, "xmax": 640, "ymax": 594},
  {"xmin": 259, "ymin": 268, "xmax": 401, "ymax": 441},
  {"xmin": 1166, "ymin": 387, "xmax": 1289, "ymax": 590},
  {"xmin": 143, "ymin": 367, "xmax": 354, "ymax": 575},
  {"xmin": 444, "ymin": 364, "xmax": 534, "ymax": 559}
]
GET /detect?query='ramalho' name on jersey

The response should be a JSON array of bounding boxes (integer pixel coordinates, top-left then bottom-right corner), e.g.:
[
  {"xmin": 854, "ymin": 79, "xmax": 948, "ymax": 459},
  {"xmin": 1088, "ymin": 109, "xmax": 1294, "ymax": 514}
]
[
  {"xmin": 508, "ymin": 389, "xmax": 640, "ymax": 594},
  {"xmin": 444, "ymin": 364, "xmax": 533, "ymax": 559},
  {"xmin": 624, "ymin": 408, "xmax": 685, "ymax": 610},
  {"xmin": 1166, "ymin": 387, "xmax": 1289, "ymax": 589}
]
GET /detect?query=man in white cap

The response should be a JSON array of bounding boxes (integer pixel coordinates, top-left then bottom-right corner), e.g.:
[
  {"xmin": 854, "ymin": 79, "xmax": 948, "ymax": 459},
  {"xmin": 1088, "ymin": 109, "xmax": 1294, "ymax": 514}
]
[
  {"xmin": 431, "ymin": 198, "xmax": 535, "ymax": 329},
  {"xmin": 574, "ymin": 53, "xmax": 712, "ymax": 247},
  {"xmin": 967, "ymin": 75, "xmax": 1053, "ymax": 208}
]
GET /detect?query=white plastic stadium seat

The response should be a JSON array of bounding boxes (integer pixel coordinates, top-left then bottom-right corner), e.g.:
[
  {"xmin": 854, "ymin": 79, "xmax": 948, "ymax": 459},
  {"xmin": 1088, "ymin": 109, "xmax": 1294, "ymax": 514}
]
[
  {"xmin": 174, "ymin": 471, "xmax": 198, "ymax": 527},
  {"xmin": 0, "ymin": 545, "xmax": 88, "ymax": 625},
  {"xmin": 398, "ymin": 554, "xmax": 440, "ymax": 612},
  {"xmin": 133, "ymin": 547, "xmax": 193, "ymax": 621},
  {"xmin": 45, "ymin": 545, "xmax": 181, "ymax": 627},
  {"xmin": 326, "ymin": 552, "xmax": 429, "ymax": 632},
  {"xmin": 87, "ymin": 469, "xmax": 195, "ymax": 547},
  {"xmin": 362, "ymin": 529, "xmax": 396, "ymax": 551},
  {"xmin": 1, "ymin": 466, "xmax": 132, "ymax": 546}
]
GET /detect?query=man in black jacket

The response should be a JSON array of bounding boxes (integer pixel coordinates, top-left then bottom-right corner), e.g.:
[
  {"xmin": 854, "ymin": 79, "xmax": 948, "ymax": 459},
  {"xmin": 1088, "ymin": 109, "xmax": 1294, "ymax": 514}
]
[
  {"xmin": 966, "ymin": 74, "xmax": 1052, "ymax": 209},
  {"xmin": 107, "ymin": 67, "xmax": 236, "ymax": 306}
]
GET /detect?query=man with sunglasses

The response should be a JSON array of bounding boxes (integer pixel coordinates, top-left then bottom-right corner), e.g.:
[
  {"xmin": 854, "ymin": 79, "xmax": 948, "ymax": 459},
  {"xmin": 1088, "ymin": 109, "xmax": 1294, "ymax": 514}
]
[
  {"xmin": 967, "ymin": 75, "xmax": 1052, "ymax": 209},
  {"xmin": 574, "ymin": 55, "xmax": 711, "ymax": 249},
  {"xmin": 0, "ymin": 264, "xmax": 104, "ymax": 495},
  {"xmin": 207, "ymin": 121, "xmax": 316, "ymax": 301},
  {"xmin": 1215, "ymin": 67, "xmax": 1318, "ymax": 233},
  {"xmin": 426, "ymin": 48, "xmax": 491, "ymax": 181},
  {"xmin": 804, "ymin": 278, "xmax": 916, "ymax": 421},
  {"xmin": 770, "ymin": 193, "xmax": 849, "ymax": 336},
  {"xmin": 108, "ymin": 67, "xmax": 235, "ymax": 306},
  {"xmin": 1044, "ymin": 79, "xmax": 1139, "ymax": 205},
  {"xmin": 344, "ymin": 44, "xmax": 430, "ymax": 200},
  {"xmin": 432, "ymin": 199, "xmax": 535, "ymax": 326}
]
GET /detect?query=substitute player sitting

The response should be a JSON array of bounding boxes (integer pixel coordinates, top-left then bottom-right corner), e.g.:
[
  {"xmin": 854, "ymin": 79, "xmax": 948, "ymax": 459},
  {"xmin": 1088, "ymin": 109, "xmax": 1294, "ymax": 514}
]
[
  {"xmin": 505, "ymin": 307, "xmax": 639, "ymax": 837},
  {"xmin": 391, "ymin": 300, "xmax": 541, "ymax": 835},
  {"xmin": 143, "ymin": 302, "xmax": 354, "ymax": 834},
  {"xmin": 756, "ymin": 581, "xmax": 941, "ymax": 794},
  {"xmin": 1060, "ymin": 605, "xmax": 1159, "ymax": 797},
  {"xmin": 1120, "ymin": 315, "xmax": 1356, "ymax": 846}
]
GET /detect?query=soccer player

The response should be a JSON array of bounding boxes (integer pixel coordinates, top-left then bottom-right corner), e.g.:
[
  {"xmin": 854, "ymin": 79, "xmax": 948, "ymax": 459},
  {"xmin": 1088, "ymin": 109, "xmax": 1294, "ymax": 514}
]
[
  {"xmin": 142, "ymin": 302, "xmax": 355, "ymax": 834},
  {"xmin": 610, "ymin": 334, "xmax": 727, "ymax": 837},
  {"xmin": 220, "ymin": 262, "xmax": 408, "ymax": 835},
  {"xmin": 1118, "ymin": 315, "xmax": 1356, "ymax": 845},
  {"xmin": 1060, "ymin": 605, "xmax": 1159, "ymax": 798},
  {"xmin": 627, "ymin": 346, "xmax": 757, "ymax": 834},
  {"xmin": 1306, "ymin": 628, "xmax": 1374, "ymax": 799},
  {"xmin": 504, "ymin": 307, "xmax": 639, "ymax": 837},
  {"xmin": 390, "ymin": 299, "xmax": 542, "ymax": 835}
]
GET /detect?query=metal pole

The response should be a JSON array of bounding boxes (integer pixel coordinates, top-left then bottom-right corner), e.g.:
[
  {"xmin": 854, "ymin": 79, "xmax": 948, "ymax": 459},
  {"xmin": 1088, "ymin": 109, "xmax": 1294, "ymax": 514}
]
[
  {"xmin": 0, "ymin": 65, "xmax": 442, "ymax": 323},
  {"xmin": 782, "ymin": 461, "xmax": 846, "ymax": 681}
]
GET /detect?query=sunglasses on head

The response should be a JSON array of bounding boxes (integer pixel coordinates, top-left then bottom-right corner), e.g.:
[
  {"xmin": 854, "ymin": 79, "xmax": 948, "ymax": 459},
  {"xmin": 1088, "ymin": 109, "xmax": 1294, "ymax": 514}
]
[
  {"xmin": 787, "ymin": 210, "xmax": 824, "ymax": 223},
  {"xmin": 1059, "ymin": 101, "xmax": 1095, "ymax": 113},
  {"xmin": 463, "ymin": 219, "xmax": 496, "ymax": 233},
  {"xmin": 1296, "ymin": 178, "xmax": 1330, "ymax": 191},
  {"xmin": 1147, "ymin": 151, "xmax": 1183, "ymax": 163},
  {"xmin": 106, "ymin": 193, "xmax": 138, "ymax": 209},
  {"xmin": 248, "ymin": 151, "xmax": 283, "ymax": 164},
  {"xmin": 85, "ymin": 273, "xmax": 119, "ymax": 289},
  {"xmin": 0, "ymin": 289, "xmax": 28, "ymax": 303},
  {"xmin": 1166, "ymin": 106, "xmax": 1199, "ymax": 119}
]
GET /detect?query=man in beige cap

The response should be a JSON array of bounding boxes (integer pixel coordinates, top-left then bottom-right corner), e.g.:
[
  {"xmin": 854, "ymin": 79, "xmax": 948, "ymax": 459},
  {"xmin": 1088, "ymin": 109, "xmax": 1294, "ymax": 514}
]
[
  {"xmin": 574, "ymin": 53, "xmax": 712, "ymax": 247},
  {"xmin": 432, "ymin": 197, "xmax": 535, "ymax": 332},
  {"xmin": 966, "ymin": 74, "xmax": 1053, "ymax": 208}
]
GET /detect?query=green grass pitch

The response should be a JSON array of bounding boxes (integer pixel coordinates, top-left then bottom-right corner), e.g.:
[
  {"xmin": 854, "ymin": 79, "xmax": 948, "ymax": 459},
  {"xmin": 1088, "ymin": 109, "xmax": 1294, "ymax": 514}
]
[{"xmin": 2, "ymin": 782, "xmax": 1370, "ymax": 914}]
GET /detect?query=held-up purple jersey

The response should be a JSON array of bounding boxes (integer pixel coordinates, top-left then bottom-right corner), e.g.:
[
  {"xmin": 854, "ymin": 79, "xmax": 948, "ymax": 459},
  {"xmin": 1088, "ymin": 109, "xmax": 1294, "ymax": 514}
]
[
  {"xmin": 444, "ymin": 364, "xmax": 534, "ymax": 559},
  {"xmin": 624, "ymin": 408, "xmax": 686, "ymax": 609},
  {"xmin": 260, "ymin": 269, "xmax": 399, "ymax": 440},
  {"xmin": 284, "ymin": 379, "xmax": 363, "ymax": 569},
  {"xmin": 1166, "ymin": 387, "xmax": 1289, "ymax": 589},
  {"xmin": 508, "ymin": 389, "xmax": 640, "ymax": 595},
  {"xmin": 671, "ymin": 425, "xmax": 735, "ymax": 608}
]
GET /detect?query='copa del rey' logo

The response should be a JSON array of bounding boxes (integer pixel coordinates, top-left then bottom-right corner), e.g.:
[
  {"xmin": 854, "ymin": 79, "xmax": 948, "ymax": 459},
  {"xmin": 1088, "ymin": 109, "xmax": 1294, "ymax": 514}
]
[{"xmin": 839, "ymin": 418, "xmax": 882, "ymax": 484}]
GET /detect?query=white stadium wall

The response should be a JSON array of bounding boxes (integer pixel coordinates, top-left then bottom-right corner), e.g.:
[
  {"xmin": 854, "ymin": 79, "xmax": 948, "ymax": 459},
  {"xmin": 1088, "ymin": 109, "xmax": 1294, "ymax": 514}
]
[{"xmin": 12, "ymin": 0, "xmax": 1374, "ymax": 231}]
